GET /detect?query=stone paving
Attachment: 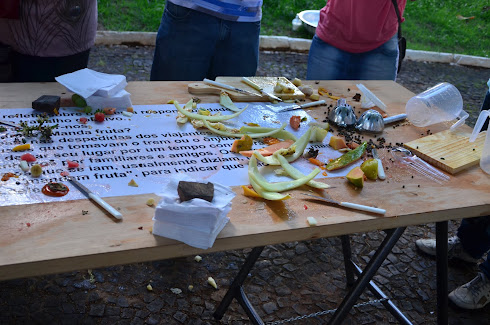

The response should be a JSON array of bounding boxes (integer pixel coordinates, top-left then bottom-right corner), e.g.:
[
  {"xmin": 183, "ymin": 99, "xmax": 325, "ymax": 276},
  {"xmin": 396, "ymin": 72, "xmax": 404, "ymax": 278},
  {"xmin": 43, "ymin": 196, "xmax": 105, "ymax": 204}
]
[{"xmin": 1, "ymin": 45, "xmax": 489, "ymax": 325}]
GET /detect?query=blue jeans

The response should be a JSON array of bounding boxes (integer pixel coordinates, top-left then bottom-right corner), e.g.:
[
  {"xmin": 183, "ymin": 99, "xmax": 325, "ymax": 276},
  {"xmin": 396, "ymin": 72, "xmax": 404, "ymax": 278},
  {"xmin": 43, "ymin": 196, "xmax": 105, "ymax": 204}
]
[
  {"xmin": 458, "ymin": 216, "xmax": 490, "ymax": 279},
  {"xmin": 150, "ymin": 2, "xmax": 260, "ymax": 81},
  {"xmin": 306, "ymin": 34, "xmax": 399, "ymax": 81}
]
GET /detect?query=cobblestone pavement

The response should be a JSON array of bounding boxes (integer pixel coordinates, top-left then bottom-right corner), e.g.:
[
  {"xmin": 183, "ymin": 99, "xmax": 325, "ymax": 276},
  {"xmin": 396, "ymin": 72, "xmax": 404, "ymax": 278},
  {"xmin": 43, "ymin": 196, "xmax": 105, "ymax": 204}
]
[{"xmin": 1, "ymin": 45, "xmax": 489, "ymax": 325}]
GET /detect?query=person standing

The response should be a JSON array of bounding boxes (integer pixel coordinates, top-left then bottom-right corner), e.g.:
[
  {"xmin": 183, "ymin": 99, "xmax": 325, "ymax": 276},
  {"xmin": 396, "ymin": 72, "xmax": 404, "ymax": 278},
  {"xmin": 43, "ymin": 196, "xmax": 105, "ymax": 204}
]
[
  {"xmin": 0, "ymin": 0, "xmax": 97, "ymax": 82},
  {"xmin": 416, "ymin": 216, "xmax": 490, "ymax": 309},
  {"xmin": 150, "ymin": 0, "xmax": 262, "ymax": 81},
  {"xmin": 306, "ymin": 0, "xmax": 407, "ymax": 81}
]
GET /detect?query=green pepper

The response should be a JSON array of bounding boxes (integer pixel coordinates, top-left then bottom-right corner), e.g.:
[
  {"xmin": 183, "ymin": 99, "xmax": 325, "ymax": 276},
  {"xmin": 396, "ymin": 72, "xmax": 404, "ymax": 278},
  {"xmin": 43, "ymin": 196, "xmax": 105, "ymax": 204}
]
[
  {"xmin": 326, "ymin": 142, "xmax": 367, "ymax": 171},
  {"xmin": 72, "ymin": 94, "xmax": 87, "ymax": 107}
]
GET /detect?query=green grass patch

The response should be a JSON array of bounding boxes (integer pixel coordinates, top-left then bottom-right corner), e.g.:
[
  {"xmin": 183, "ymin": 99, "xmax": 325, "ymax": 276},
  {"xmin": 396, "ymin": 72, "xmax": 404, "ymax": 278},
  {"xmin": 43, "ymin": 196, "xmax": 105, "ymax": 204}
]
[{"xmin": 97, "ymin": 0, "xmax": 489, "ymax": 57}]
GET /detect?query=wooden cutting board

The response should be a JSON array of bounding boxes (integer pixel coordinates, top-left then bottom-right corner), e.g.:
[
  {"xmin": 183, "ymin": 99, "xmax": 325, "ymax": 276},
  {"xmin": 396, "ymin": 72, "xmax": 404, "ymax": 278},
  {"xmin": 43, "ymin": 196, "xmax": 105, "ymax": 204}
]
[
  {"xmin": 404, "ymin": 129, "xmax": 486, "ymax": 174},
  {"xmin": 188, "ymin": 76, "xmax": 305, "ymax": 102}
]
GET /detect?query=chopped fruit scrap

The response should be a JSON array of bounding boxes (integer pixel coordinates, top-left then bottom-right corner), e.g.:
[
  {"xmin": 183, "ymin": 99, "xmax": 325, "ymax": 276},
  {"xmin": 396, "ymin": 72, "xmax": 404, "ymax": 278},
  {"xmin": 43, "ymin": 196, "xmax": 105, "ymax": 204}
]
[
  {"xmin": 146, "ymin": 198, "xmax": 155, "ymax": 206},
  {"xmin": 128, "ymin": 179, "xmax": 139, "ymax": 187},
  {"xmin": 290, "ymin": 115, "xmax": 301, "ymax": 130},
  {"xmin": 239, "ymin": 139, "xmax": 294, "ymax": 157},
  {"xmin": 207, "ymin": 277, "xmax": 218, "ymax": 289},
  {"xmin": 329, "ymin": 135, "xmax": 347, "ymax": 150},
  {"xmin": 230, "ymin": 134, "xmax": 253, "ymax": 153},
  {"xmin": 13, "ymin": 144, "xmax": 30, "ymax": 152},
  {"xmin": 30, "ymin": 164, "xmax": 42, "ymax": 177},
  {"xmin": 346, "ymin": 167, "xmax": 365, "ymax": 188},
  {"xmin": 20, "ymin": 153, "xmax": 36, "ymax": 162},
  {"xmin": 360, "ymin": 159, "xmax": 378, "ymax": 180},
  {"xmin": 67, "ymin": 160, "xmax": 79, "ymax": 168},
  {"xmin": 307, "ymin": 217, "xmax": 318, "ymax": 226}
]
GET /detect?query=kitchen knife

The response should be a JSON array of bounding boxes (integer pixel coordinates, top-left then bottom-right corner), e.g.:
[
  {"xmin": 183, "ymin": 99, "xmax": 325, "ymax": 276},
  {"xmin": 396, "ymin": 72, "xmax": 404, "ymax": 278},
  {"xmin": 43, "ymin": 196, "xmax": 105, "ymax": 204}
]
[
  {"xmin": 241, "ymin": 77, "xmax": 282, "ymax": 102},
  {"xmin": 277, "ymin": 100, "xmax": 326, "ymax": 112},
  {"xmin": 371, "ymin": 148, "xmax": 386, "ymax": 180},
  {"xmin": 203, "ymin": 78, "xmax": 261, "ymax": 98},
  {"xmin": 302, "ymin": 193, "xmax": 386, "ymax": 215},
  {"xmin": 68, "ymin": 176, "xmax": 123, "ymax": 220}
]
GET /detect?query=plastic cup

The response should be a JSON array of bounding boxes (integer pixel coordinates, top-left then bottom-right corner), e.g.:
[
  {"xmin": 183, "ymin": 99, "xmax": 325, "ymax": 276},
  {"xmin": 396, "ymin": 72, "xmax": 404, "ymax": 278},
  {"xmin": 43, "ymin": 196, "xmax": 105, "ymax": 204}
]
[{"xmin": 406, "ymin": 82, "xmax": 468, "ymax": 131}]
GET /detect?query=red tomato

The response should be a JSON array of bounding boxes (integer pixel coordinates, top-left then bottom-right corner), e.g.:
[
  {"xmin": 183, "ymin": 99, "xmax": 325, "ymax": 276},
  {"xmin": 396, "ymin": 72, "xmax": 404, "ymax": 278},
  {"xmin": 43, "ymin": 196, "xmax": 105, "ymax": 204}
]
[
  {"xmin": 290, "ymin": 116, "xmax": 301, "ymax": 130},
  {"xmin": 94, "ymin": 112, "xmax": 105, "ymax": 122},
  {"xmin": 20, "ymin": 153, "xmax": 36, "ymax": 162},
  {"xmin": 67, "ymin": 160, "xmax": 79, "ymax": 168},
  {"xmin": 79, "ymin": 117, "xmax": 88, "ymax": 124}
]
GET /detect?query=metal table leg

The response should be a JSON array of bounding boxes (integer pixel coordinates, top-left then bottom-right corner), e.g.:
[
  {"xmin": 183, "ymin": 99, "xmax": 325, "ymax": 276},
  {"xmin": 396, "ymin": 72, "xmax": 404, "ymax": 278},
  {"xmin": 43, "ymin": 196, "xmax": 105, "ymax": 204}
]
[
  {"xmin": 213, "ymin": 246, "xmax": 265, "ymax": 325},
  {"xmin": 340, "ymin": 235, "xmax": 355, "ymax": 286},
  {"xmin": 341, "ymin": 233, "xmax": 412, "ymax": 324},
  {"xmin": 436, "ymin": 221, "xmax": 448, "ymax": 325},
  {"xmin": 328, "ymin": 227, "xmax": 406, "ymax": 325}
]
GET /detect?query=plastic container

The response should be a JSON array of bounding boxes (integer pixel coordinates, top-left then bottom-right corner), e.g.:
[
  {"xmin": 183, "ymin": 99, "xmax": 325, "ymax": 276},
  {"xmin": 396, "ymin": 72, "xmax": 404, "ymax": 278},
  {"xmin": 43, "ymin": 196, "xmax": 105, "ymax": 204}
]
[
  {"xmin": 406, "ymin": 82, "xmax": 468, "ymax": 131},
  {"xmin": 292, "ymin": 15, "xmax": 302, "ymax": 31},
  {"xmin": 469, "ymin": 110, "xmax": 490, "ymax": 174}
]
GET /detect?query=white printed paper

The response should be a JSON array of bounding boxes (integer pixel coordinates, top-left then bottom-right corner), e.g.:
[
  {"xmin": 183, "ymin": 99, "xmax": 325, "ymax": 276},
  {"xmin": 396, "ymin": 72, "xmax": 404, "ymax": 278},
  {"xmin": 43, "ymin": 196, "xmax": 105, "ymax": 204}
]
[{"xmin": 0, "ymin": 103, "xmax": 352, "ymax": 207}]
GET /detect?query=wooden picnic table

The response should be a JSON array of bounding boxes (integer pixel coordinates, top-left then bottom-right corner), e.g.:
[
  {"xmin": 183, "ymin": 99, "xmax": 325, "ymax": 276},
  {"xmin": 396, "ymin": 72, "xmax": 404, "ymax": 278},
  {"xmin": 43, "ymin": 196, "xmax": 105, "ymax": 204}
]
[{"xmin": 0, "ymin": 81, "xmax": 489, "ymax": 324}]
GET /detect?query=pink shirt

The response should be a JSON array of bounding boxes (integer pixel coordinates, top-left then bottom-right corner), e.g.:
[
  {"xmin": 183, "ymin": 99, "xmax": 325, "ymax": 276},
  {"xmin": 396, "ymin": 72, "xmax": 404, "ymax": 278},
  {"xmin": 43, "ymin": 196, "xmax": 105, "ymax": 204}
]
[
  {"xmin": 315, "ymin": 0, "xmax": 407, "ymax": 53},
  {"xmin": 0, "ymin": 0, "xmax": 97, "ymax": 57}
]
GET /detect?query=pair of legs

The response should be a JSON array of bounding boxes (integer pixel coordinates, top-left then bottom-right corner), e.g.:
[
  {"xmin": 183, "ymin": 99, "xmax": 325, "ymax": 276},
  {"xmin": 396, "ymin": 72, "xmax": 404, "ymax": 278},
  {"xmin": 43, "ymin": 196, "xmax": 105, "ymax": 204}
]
[
  {"xmin": 150, "ymin": 2, "xmax": 260, "ymax": 81},
  {"xmin": 417, "ymin": 216, "xmax": 490, "ymax": 309},
  {"xmin": 457, "ymin": 217, "xmax": 490, "ymax": 277},
  {"xmin": 5, "ymin": 49, "xmax": 90, "ymax": 82},
  {"xmin": 306, "ymin": 34, "xmax": 399, "ymax": 81}
]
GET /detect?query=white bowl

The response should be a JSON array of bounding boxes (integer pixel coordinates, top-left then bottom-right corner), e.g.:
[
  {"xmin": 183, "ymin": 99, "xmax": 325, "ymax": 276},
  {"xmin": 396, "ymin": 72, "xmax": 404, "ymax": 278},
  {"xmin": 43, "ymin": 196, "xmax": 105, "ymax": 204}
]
[{"xmin": 298, "ymin": 10, "xmax": 320, "ymax": 35}]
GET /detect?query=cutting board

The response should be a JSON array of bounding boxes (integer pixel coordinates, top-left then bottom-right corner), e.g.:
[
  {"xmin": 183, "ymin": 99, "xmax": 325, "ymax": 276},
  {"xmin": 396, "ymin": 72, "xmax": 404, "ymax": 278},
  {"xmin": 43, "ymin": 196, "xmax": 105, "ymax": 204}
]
[
  {"xmin": 404, "ymin": 129, "xmax": 486, "ymax": 174},
  {"xmin": 188, "ymin": 77, "xmax": 305, "ymax": 102}
]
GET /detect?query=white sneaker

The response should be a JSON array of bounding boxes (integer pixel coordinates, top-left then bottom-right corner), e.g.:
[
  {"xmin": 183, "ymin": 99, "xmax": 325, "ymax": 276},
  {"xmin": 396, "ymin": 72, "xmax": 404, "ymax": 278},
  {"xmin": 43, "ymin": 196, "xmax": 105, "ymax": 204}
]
[
  {"xmin": 415, "ymin": 236, "xmax": 478, "ymax": 263},
  {"xmin": 449, "ymin": 273, "xmax": 490, "ymax": 309}
]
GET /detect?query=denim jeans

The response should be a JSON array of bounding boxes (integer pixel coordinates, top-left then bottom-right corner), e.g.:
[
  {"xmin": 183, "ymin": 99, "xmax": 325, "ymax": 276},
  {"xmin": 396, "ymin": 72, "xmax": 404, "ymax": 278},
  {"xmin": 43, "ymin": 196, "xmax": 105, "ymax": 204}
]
[
  {"xmin": 150, "ymin": 2, "xmax": 260, "ymax": 81},
  {"xmin": 458, "ymin": 216, "xmax": 490, "ymax": 279},
  {"xmin": 306, "ymin": 34, "xmax": 399, "ymax": 81}
]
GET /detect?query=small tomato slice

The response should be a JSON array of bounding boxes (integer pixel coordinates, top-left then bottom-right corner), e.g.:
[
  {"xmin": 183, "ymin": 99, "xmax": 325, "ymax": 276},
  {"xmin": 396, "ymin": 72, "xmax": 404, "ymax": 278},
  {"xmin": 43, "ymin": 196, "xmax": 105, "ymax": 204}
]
[
  {"xmin": 103, "ymin": 107, "xmax": 116, "ymax": 115},
  {"xmin": 67, "ymin": 160, "xmax": 79, "ymax": 168},
  {"xmin": 20, "ymin": 153, "xmax": 36, "ymax": 162},
  {"xmin": 290, "ymin": 116, "xmax": 301, "ymax": 130}
]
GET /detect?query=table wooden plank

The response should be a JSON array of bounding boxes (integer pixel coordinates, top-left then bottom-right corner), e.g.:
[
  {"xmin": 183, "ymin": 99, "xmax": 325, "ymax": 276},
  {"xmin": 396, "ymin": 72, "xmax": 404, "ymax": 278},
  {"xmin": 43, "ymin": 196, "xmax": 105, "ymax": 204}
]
[{"xmin": 1, "ymin": 80, "xmax": 489, "ymax": 281}]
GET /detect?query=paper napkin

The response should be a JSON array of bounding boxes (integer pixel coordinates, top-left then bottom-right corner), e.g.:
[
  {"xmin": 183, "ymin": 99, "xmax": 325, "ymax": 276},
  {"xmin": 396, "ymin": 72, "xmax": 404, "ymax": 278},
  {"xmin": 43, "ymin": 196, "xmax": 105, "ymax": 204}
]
[
  {"xmin": 153, "ymin": 174, "xmax": 236, "ymax": 249},
  {"xmin": 55, "ymin": 68, "xmax": 127, "ymax": 98},
  {"xmin": 85, "ymin": 89, "xmax": 132, "ymax": 110}
]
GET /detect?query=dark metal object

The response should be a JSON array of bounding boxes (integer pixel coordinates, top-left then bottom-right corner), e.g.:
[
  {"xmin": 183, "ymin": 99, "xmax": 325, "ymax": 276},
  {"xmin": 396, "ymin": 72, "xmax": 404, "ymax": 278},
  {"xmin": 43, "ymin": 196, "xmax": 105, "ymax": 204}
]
[
  {"xmin": 214, "ymin": 246, "xmax": 265, "ymax": 325},
  {"xmin": 328, "ymin": 227, "xmax": 406, "ymax": 325},
  {"xmin": 32, "ymin": 95, "xmax": 60, "ymax": 115},
  {"xmin": 340, "ymin": 234, "xmax": 413, "ymax": 325}
]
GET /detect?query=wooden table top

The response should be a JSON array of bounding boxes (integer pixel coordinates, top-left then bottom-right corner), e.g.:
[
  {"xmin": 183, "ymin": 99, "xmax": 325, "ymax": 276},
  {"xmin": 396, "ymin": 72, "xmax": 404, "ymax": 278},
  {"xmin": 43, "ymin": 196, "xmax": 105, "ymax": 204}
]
[{"xmin": 1, "ymin": 80, "xmax": 489, "ymax": 281}]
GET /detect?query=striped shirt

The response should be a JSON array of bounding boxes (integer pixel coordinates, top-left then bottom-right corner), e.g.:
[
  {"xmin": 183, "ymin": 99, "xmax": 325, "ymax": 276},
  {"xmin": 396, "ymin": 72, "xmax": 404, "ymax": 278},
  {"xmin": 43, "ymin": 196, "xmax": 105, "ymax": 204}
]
[{"xmin": 169, "ymin": 0, "xmax": 262, "ymax": 22}]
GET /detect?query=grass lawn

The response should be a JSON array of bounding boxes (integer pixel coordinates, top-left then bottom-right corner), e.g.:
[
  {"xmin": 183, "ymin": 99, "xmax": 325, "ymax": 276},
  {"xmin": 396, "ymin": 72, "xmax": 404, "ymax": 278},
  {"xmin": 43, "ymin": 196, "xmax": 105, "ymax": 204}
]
[{"xmin": 97, "ymin": 0, "xmax": 489, "ymax": 57}]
